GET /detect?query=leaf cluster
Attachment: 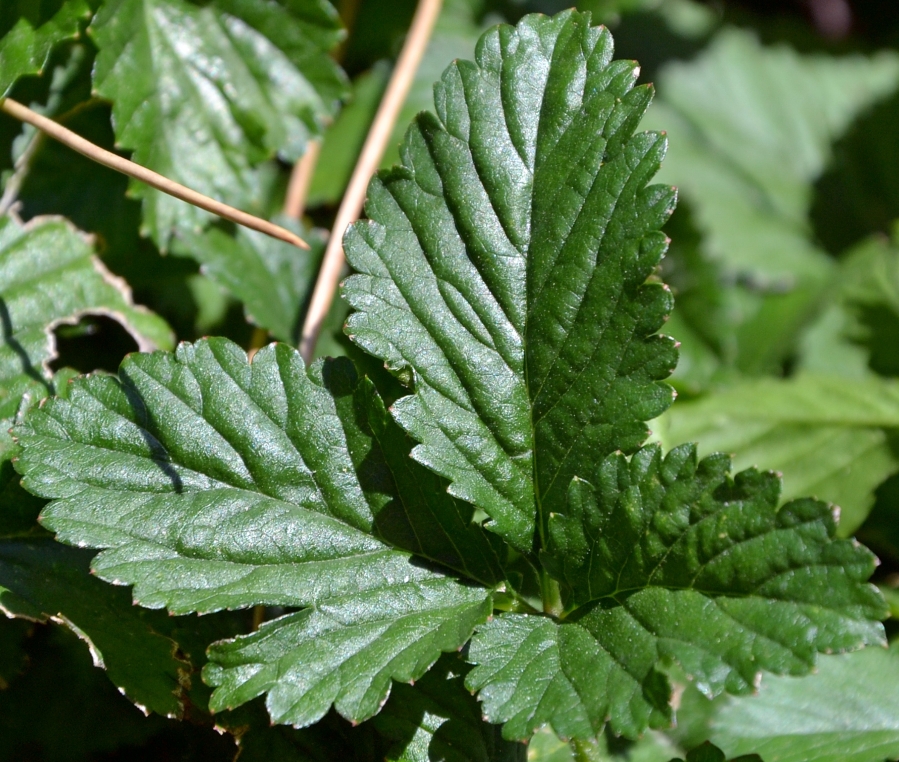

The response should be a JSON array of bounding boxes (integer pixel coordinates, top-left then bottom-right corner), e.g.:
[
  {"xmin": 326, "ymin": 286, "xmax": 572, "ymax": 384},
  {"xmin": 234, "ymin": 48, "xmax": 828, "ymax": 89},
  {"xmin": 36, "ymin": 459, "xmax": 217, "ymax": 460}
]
[{"xmin": 2, "ymin": 1, "xmax": 899, "ymax": 761}]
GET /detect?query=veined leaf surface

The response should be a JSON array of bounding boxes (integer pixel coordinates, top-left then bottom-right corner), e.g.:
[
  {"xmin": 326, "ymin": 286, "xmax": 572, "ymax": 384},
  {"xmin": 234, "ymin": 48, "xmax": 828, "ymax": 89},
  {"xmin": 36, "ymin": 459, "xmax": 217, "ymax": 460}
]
[
  {"xmin": 10, "ymin": 9, "xmax": 889, "ymax": 746},
  {"xmin": 90, "ymin": 0, "xmax": 346, "ymax": 246},
  {"xmin": 466, "ymin": 445, "xmax": 884, "ymax": 740},
  {"xmin": 343, "ymin": 10, "xmax": 678, "ymax": 550},
  {"xmin": 14, "ymin": 338, "xmax": 494, "ymax": 723}
]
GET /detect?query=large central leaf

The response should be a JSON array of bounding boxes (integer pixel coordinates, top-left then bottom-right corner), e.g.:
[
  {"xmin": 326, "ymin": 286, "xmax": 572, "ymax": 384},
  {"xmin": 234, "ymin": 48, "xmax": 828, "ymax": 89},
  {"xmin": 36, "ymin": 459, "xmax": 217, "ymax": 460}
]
[
  {"xmin": 8, "ymin": 9, "xmax": 887, "ymax": 750},
  {"xmin": 343, "ymin": 10, "xmax": 678, "ymax": 550}
]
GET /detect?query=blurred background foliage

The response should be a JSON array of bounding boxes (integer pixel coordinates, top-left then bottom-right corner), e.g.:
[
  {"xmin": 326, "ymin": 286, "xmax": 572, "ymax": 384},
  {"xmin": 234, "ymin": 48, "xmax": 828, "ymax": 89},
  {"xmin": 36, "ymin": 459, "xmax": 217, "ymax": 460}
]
[{"xmin": 3, "ymin": 0, "xmax": 899, "ymax": 759}]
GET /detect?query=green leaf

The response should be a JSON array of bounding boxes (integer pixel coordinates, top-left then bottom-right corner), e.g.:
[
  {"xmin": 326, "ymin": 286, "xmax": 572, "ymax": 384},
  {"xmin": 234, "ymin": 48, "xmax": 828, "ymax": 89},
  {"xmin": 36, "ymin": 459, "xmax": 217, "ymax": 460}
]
[
  {"xmin": 90, "ymin": 0, "xmax": 346, "ymax": 246},
  {"xmin": 642, "ymin": 29, "xmax": 899, "ymax": 375},
  {"xmin": 173, "ymin": 218, "xmax": 325, "ymax": 344},
  {"xmin": 0, "ymin": 0, "xmax": 91, "ymax": 97},
  {"xmin": 308, "ymin": 62, "xmax": 389, "ymax": 208},
  {"xmin": 0, "ymin": 213, "xmax": 173, "ymax": 420},
  {"xmin": 205, "ymin": 585, "xmax": 491, "ymax": 727},
  {"xmin": 0, "ymin": 538, "xmax": 192, "ymax": 716},
  {"xmin": 645, "ymin": 27, "xmax": 899, "ymax": 285},
  {"xmin": 0, "ymin": 211, "xmax": 173, "ymax": 492},
  {"xmin": 343, "ymin": 9, "xmax": 677, "ymax": 551},
  {"xmin": 14, "ymin": 337, "xmax": 493, "ymax": 722},
  {"xmin": 798, "ymin": 230, "xmax": 899, "ymax": 379},
  {"xmin": 710, "ymin": 643, "xmax": 899, "ymax": 762},
  {"xmin": 466, "ymin": 444, "xmax": 885, "ymax": 740},
  {"xmin": 653, "ymin": 375, "xmax": 899, "ymax": 535}
]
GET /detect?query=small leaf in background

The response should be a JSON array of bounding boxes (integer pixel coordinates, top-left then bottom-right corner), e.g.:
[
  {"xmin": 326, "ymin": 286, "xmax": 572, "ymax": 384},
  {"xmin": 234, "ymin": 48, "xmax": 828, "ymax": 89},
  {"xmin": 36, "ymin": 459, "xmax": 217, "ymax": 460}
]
[
  {"xmin": 90, "ymin": 0, "xmax": 347, "ymax": 246},
  {"xmin": 0, "ymin": 213, "xmax": 173, "ymax": 420},
  {"xmin": 812, "ymin": 90, "xmax": 899, "ymax": 256},
  {"xmin": 647, "ymin": 27, "xmax": 899, "ymax": 285},
  {"xmin": 0, "ymin": 0, "xmax": 91, "ymax": 96},
  {"xmin": 653, "ymin": 374, "xmax": 899, "ymax": 534},
  {"xmin": 173, "ymin": 217, "xmax": 325, "ymax": 344},
  {"xmin": 644, "ymin": 27, "xmax": 899, "ymax": 376},
  {"xmin": 710, "ymin": 643, "xmax": 899, "ymax": 762},
  {"xmin": 798, "ymin": 229, "xmax": 899, "ymax": 380},
  {"xmin": 308, "ymin": 61, "xmax": 389, "ymax": 208},
  {"xmin": 0, "ymin": 539, "xmax": 191, "ymax": 717}
]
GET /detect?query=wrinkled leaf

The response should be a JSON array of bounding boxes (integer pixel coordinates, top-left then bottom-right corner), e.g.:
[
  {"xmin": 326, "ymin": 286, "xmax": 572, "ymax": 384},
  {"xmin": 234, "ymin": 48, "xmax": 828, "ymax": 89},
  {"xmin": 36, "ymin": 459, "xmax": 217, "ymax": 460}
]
[
  {"xmin": 14, "ymin": 338, "xmax": 493, "ymax": 723},
  {"xmin": 90, "ymin": 0, "xmax": 346, "ymax": 246},
  {"xmin": 343, "ymin": 10, "xmax": 677, "ymax": 551},
  {"xmin": 205, "ymin": 581, "xmax": 491, "ymax": 727},
  {"xmin": 467, "ymin": 444, "xmax": 885, "ymax": 740}
]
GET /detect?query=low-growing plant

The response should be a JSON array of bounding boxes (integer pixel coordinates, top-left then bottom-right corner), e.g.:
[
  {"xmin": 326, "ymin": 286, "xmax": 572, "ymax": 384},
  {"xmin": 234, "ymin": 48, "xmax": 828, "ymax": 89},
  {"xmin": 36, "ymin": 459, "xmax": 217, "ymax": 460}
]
[{"xmin": 2, "ymin": 2, "xmax": 899, "ymax": 761}]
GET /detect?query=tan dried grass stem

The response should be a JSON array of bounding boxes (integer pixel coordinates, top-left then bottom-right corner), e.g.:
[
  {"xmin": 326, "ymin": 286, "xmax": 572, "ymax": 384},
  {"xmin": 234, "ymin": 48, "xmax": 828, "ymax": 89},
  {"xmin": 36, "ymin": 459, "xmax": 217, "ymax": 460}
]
[
  {"xmin": 298, "ymin": 0, "xmax": 443, "ymax": 362},
  {"xmin": 0, "ymin": 97, "xmax": 309, "ymax": 250},
  {"xmin": 283, "ymin": 140, "xmax": 322, "ymax": 219}
]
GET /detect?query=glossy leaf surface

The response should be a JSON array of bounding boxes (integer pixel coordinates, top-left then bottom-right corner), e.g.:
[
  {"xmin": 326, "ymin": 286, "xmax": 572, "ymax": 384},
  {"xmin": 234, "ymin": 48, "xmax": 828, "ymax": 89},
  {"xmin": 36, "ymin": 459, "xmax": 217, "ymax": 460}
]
[
  {"xmin": 467, "ymin": 445, "xmax": 885, "ymax": 740},
  {"xmin": 0, "ymin": 1, "xmax": 91, "ymax": 96},
  {"xmin": 343, "ymin": 9, "xmax": 678, "ymax": 550},
  {"xmin": 14, "ymin": 337, "xmax": 493, "ymax": 721},
  {"xmin": 90, "ymin": 0, "xmax": 346, "ymax": 246}
]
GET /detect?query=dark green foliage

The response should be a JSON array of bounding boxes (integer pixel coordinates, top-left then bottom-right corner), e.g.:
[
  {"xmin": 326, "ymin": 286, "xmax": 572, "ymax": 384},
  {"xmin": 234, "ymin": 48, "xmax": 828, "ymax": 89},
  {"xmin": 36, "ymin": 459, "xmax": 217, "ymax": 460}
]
[{"xmin": 2, "ymin": 2, "xmax": 899, "ymax": 760}]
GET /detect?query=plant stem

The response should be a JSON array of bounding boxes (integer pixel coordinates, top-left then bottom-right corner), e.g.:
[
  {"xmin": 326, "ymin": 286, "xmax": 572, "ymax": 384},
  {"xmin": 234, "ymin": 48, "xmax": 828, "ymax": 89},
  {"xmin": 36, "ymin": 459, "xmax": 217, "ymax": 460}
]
[
  {"xmin": 0, "ymin": 97, "xmax": 308, "ymax": 249},
  {"xmin": 298, "ymin": 0, "xmax": 443, "ymax": 362},
  {"xmin": 283, "ymin": 140, "xmax": 321, "ymax": 220},
  {"xmin": 542, "ymin": 574, "xmax": 563, "ymax": 617}
]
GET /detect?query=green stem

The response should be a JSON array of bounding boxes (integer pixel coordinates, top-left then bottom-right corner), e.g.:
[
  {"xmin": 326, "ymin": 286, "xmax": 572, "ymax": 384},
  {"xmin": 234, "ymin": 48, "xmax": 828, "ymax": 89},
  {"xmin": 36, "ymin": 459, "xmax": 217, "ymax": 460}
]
[{"xmin": 541, "ymin": 573, "xmax": 563, "ymax": 617}]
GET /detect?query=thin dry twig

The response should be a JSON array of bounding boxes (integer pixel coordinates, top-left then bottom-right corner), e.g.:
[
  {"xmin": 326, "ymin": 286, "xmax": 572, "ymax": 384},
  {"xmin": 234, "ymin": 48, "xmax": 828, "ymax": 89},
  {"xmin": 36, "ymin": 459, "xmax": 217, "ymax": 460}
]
[
  {"xmin": 298, "ymin": 0, "xmax": 443, "ymax": 363},
  {"xmin": 0, "ymin": 97, "xmax": 309, "ymax": 249},
  {"xmin": 283, "ymin": 140, "xmax": 322, "ymax": 220}
]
